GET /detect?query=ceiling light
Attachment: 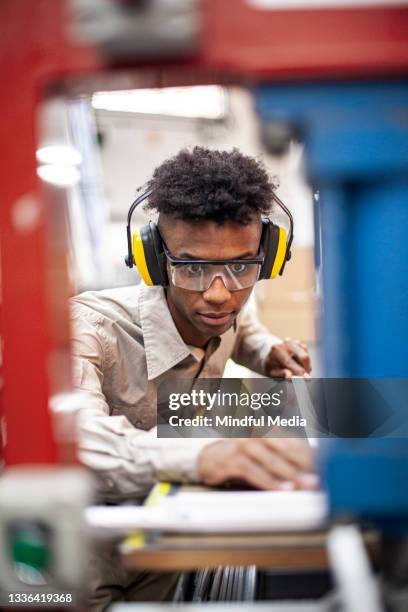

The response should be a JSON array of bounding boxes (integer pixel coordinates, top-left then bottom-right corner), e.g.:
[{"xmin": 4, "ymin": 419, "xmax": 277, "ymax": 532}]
[
  {"xmin": 91, "ymin": 86, "xmax": 226, "ymax": 120},
  {"xmin": 37, "ymin": 165, "xmax": 81, "ymax": 188},
  {"xmin": 36, "ymin": 145, "xmax": 82, "ymax": 166}
]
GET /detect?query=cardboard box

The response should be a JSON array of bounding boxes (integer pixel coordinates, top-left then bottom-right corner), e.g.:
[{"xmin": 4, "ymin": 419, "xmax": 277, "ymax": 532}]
[{"xmin": 255, "ymin": 247, "xmax": 318, "ymax": 343}]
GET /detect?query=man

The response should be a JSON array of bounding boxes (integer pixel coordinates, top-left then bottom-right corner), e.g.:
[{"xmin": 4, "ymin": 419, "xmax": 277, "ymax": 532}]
[{"xmin": 71, "ymin": 147, "xmax": 315, "ymax": 608}]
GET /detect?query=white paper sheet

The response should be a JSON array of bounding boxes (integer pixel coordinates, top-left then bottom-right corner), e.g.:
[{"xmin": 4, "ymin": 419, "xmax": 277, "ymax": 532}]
[{"xmin": 86, "ymin": 490, "xmax": 327, "ymax": 535}]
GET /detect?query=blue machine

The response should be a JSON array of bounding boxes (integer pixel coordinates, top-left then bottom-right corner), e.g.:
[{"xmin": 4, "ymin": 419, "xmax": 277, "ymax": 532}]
[{"xmin": 254, "ymin": 81, "xmax": 408, "ymax": 528}]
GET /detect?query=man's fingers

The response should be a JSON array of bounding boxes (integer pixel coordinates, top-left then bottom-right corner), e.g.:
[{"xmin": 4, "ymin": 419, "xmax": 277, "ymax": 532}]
[
  {"xmin": 230, "ymin": 455, "xmax": 294, "ymax": 491},
  {"xmin": 197, "ymin": 439, "xmax": 317, "ymax": 492},
  {"xmin": 286, "ymin": 338, "xmax": 309, "ymax": 353},
  {"xmin": 287, "ymin": 341, "xmax": 312, "ymax": 373},
  {"xmin": 273, "ymin": 345, "xmax": 305, "ymax": 376},
  {"xmin": 264, "ymin": 438, "xmax": 314, "ymax": 473},
  {"xmin": 269, "ymin": 368, "xmax": 292, "ymax": 379},
  {"xmin": 241, "ymin": 439, "xmax": 299, "ymax": 484},
  {"xmin": 240, "ymin": 440, "xmax": 317, "ymax": 490}
]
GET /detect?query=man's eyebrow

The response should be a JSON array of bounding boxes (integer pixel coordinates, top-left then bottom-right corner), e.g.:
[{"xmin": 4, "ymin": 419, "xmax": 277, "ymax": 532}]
[{"xmin": 178, "ymin": 251, "xmax": 257, "ymax": 259}]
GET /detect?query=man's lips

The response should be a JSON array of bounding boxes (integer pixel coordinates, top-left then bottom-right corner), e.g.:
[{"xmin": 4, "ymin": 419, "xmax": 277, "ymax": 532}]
[{"xmin": 197, "ymin": 312, "xmax": 234, "ymax": 326}]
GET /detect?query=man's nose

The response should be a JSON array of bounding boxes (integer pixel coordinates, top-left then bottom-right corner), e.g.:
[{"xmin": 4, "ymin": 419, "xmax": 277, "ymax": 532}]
[{"xmin": 202, "ymin": 276, "xmax": 231, "ymax": 304}]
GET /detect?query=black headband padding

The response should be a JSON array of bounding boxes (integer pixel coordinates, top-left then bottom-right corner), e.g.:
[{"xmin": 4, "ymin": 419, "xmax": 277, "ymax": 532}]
[
  {"xmin": 140, "ymin": 223, "xmax": 168, "ymax": 286},
  {"xmin": 259, "ymin": 219, "xmax": 281, "ymax": 280}
]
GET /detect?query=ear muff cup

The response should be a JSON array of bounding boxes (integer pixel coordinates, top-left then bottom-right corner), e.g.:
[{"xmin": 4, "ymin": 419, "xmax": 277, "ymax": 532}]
[
  {"xmin": 259, "ymin": 219, "xmax": 288, "ymax": 280},
  {"xmin": 132, "ymin": 222, "xmax": 168, "ymax": 286}
]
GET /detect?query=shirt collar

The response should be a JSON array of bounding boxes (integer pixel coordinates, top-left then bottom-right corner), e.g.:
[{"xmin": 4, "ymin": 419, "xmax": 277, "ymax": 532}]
[{"xmin": 139, "ymin": 285, "xmax": 205, "ymax": 380}]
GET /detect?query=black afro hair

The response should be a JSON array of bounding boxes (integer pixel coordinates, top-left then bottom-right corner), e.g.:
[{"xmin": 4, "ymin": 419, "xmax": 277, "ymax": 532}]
[{"xmin": 145, "ymin": 147, "xmax": 275, "ymax": 224}]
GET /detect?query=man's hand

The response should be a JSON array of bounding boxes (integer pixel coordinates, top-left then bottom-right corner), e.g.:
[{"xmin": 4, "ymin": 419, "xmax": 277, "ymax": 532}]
[
  {"xmin": 197, "ymin": 438, "xmax": 317, "ymax": 491},
  {"xmin": 265, "ymin": 339, "xmax": 311, "ymax": 378}
]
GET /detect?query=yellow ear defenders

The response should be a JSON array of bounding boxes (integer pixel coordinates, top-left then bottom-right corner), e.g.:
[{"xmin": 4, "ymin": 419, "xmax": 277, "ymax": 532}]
[{"xmin": 125, "ymin": 188, "xmax": 294, "ymax": 285}]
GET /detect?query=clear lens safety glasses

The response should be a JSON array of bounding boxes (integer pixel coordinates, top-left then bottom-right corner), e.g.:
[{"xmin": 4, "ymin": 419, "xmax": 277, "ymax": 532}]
[
  {"xmin": 165, "ymin": 248, "xmax": 264, "ymax": 292},
  {"xmin": 168, "ymin": 261, "xmax": 262, "ymax": 291}
]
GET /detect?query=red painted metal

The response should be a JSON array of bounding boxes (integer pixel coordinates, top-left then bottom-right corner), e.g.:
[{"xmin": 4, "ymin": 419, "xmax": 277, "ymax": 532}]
[
  {"xmin": 0, "ymin": 0, "xmax": 407, "ymax": 466},
  {"xmin": 0, "ymin": 1, "xmax": 100, "ymax": 465},
  {"xmin": 200, "ymin": 0, "xmax": 408, "ymax": 79}
]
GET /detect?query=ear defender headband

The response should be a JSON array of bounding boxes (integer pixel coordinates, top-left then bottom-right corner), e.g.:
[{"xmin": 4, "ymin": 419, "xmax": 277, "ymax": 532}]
[{"xmin": 125, "ymin": 188, "xmax": 294, "ymax": 285}]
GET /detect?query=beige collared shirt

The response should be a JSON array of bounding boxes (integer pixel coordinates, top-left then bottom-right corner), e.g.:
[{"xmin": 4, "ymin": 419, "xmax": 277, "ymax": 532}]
[{"xmin": 71, "ymin": 284, "xmax": 280, "ymax": 501}]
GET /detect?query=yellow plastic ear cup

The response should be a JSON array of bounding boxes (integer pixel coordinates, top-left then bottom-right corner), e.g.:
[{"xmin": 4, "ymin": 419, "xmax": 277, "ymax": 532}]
[
  {"xmin": 132, "ymin": 229, "xmax": 154, "ymax": 285},
  {"xmin": 270, "ymin": 226, "xmax": 287, "ymax": 278}
]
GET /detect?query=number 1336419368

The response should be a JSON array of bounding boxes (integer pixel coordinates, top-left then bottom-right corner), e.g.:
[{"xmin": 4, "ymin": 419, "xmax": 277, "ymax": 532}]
[{"xmin": 6, "ymin": 592, "xmax": 74, "ymax": 606}]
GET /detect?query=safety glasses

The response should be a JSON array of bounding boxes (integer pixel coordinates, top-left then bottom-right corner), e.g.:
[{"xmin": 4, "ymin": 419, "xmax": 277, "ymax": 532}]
[{"xmin": 164, "ymin": 245, "xmax": 264, "ymax": 292}]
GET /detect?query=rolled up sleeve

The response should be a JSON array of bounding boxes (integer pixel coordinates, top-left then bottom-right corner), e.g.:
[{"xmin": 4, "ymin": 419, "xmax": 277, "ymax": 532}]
[
  {"xmin": 231, "ymin": 302, "xmax": 282, "ymax": 376},
  {"xmin": 71, "ymin": 311, "xmax": 211, "ymax": 502}
]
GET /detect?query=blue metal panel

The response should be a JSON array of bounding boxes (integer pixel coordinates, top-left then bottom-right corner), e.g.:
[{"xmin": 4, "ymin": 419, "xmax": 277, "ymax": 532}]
[
  {"xmin": 317, "ymin": 185, "xmax": 351, "ymax": 377},
  {"xmin": 255, "ymin": 80, "xmax": 408, "ymax": 180},
  {"xmin": 350, "ymin": 179, "xmax": 408, "ymax": 377},
  {"xmin": 254, "ymin": 81, "xmax": 408, "ymax": 526},
  {"xmin": 255, "ymin": 80, "xmax": 408, "ymax": 375},
  {"xmin": 320, "ymin": 438, "xmax": 408, "ymax": 530}
]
